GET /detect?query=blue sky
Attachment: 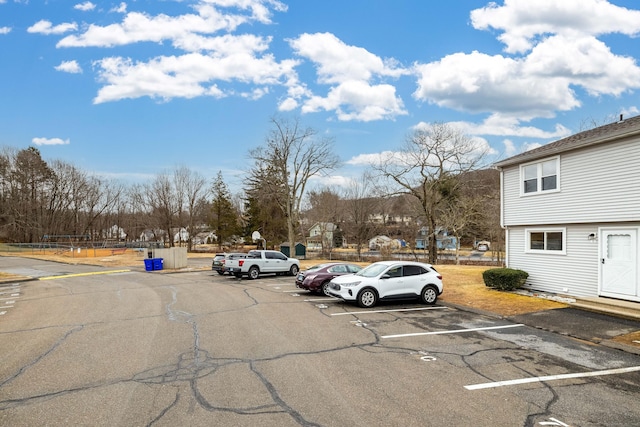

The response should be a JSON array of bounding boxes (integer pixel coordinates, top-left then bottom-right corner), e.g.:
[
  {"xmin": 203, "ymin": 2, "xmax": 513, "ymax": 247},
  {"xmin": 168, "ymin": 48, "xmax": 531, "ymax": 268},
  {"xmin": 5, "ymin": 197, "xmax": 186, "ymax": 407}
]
[{"xmin": 1, "ymin": 0, "xmax": 639, "ymax": 193}]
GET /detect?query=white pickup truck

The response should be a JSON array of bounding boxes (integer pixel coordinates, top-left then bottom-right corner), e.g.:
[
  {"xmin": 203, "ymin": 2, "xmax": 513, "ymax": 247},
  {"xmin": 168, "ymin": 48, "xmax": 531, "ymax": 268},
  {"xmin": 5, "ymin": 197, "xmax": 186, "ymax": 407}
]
[{"xmin": 225, "ymin": 250, "xmax": 300, "ymax": 279}]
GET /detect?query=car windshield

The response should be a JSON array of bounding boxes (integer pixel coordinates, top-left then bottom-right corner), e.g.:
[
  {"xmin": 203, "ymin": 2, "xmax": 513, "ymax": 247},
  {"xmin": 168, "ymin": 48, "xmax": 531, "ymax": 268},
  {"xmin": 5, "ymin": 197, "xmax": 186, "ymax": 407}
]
[
  {"xmin": 355, "ymin": 263, "xmax": 390, "ymax": 278},
  {"xmin": 306, "ymin": 264, "xmax": 329, "ymax": 271}
]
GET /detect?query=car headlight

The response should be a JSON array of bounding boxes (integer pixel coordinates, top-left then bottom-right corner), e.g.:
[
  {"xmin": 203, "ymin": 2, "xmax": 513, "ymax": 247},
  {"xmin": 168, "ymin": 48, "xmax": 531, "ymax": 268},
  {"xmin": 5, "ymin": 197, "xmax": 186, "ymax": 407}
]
[{"xmin": 340, "ymin": 281, "xmax": 362, "ymax": 287}]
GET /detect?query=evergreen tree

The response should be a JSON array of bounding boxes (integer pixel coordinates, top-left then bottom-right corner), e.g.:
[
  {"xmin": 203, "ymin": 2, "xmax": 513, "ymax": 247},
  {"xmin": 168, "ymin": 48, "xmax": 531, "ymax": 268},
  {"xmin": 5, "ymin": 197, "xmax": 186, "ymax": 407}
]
[
  {"xmin": 243, "ymin": 163, "xmax": 287, "ymax": 248},
  {"xmin": 210, "ymin": 171, "xmax": 240, "ymax": 249}
]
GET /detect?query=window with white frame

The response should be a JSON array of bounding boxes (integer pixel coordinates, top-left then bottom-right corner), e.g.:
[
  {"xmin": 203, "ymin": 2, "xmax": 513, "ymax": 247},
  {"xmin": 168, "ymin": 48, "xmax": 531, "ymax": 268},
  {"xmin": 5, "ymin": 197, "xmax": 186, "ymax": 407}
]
[
  {"xmin": 525, "ymin": 228, "xmax": 566, "ymax": 254},
  {"xmin": 521, "ymin": 157, "xmax": 559, "ymax": 195}
]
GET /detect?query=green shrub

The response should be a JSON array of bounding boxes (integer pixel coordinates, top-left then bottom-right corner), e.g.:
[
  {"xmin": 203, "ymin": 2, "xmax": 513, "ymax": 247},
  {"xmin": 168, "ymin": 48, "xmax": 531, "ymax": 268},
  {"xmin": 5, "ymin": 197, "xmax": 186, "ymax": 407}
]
[{"xmin": 482, "ymin": 268, "xmax": 529, "ymax": 291}]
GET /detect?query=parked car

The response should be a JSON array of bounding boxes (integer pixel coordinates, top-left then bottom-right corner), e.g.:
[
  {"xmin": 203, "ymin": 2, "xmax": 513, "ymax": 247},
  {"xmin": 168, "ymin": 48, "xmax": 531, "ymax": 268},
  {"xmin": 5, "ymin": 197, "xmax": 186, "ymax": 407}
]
[
  {"xmin": 327, "ymin": 260, "xmax": 443, "ymax": 308},
  {"xmin": 211, "ymin": 253, "xmax": 226, "ymax": 275},
  {"xmin": 295, "ymin": 262, "xmax": 363, "ymax": 296},
  {"xmin": 222, "ymin": 252, "xmax": 247, "ymax": 275}
]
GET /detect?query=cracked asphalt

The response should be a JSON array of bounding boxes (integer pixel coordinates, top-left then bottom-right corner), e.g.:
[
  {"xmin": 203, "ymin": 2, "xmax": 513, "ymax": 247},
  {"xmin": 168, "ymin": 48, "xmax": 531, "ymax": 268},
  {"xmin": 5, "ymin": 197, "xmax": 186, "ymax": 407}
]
[{"xmin": 1, "ymin": 256, "xmax": 640, "ymax": 426}]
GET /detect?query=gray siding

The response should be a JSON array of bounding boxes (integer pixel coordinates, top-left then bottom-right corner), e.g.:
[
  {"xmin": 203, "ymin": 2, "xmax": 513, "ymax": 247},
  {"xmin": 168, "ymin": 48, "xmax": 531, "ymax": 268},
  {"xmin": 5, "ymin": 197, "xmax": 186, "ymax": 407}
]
[
  {"xmin": 502, "ymin": 135, "xmax": 640, "ymax": 226},
  {"xmin": 507, "ymin": 225, "xmax": 600, "ymax": 297}
]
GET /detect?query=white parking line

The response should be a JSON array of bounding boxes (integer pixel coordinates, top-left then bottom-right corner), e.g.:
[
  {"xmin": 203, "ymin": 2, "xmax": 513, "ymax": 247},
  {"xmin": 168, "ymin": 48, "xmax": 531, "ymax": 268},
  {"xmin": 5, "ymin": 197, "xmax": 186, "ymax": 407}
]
[
  {"xmin": 332, "ymin": 307, "xmax": 449, "ymax": 316},
  {"xmin": 304, "ymin": 298, "xmax": 336, "ymax": 302},
  {"xmin": 465, "ymin": 366, "xmax": 640, "ymax": 390},
  {"xmin": 381, "ymin": 324, "xmax": 524, "ymax": 339},
  {"xmin": 0, "ymin": 305, "xmax": 14, "ymax": 309},
  {"xmin": 0, "ymin": 297, "xmax": 18, "ymax": 301}
]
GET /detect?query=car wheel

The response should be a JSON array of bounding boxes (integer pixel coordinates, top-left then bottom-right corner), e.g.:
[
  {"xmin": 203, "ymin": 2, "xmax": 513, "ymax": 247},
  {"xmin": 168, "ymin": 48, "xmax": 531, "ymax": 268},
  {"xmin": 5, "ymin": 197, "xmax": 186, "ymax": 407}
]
[
  {"xmin": 289, "ymin": 265, "xmax": 299, "ymax": 276},
  {"xmin": 420, "ymin": 285, "xmax": 438, "ymax": 305},
  {"xmin": 357, "ymin": 288, "xmax": 378, "ymax": 308},
  {"xmin": 216, "ymin": 271, "xmax": 224, "ymax": 275},
  {"xmin": 248, "ymin": 266, "xmax": 260, "ymax": 280},
  {"xmin": 234, "ymin": 273, "xmax": 242, "ymax": 279},
  {"xmin": 321, "ymin": 281, "xmax": 331, "ymax": 297}
]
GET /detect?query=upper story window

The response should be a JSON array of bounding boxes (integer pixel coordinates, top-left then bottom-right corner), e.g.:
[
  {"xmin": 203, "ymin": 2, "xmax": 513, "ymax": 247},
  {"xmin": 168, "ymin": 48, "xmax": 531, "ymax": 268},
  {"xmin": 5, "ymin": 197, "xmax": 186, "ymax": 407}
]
[{"xmin": 521, "ymin": 157, "xmax": 559, "ymax": 195}]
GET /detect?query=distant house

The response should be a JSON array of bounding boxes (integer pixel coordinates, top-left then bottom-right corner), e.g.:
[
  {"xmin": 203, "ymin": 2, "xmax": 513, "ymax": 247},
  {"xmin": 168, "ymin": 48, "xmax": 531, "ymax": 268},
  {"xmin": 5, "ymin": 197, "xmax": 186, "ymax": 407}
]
[
  {"xmin": 494, "ymin": 115, "xmax": 640, "ymax": 302},
  {"xmin": 103, "ymin": 225, "xmax": 126, "ymax": 241},
  {"xmin": 307, "ymin": 222, "xmax": 340, "ymax": 250},
  {"xmin": 415, "ymin": 228, "xmax": 458, "ymax": 251}
]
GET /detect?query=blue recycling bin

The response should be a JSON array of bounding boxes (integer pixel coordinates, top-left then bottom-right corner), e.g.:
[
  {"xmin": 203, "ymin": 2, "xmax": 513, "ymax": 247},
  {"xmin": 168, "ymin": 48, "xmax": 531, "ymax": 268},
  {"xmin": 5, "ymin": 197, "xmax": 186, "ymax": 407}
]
[
  {"xmin": 144, "ymin": 259, "xmax": 154, "ymax": 271},
  {"xmin": 153, "ymin": 258, "xmax": 164, "ymax": 271}
]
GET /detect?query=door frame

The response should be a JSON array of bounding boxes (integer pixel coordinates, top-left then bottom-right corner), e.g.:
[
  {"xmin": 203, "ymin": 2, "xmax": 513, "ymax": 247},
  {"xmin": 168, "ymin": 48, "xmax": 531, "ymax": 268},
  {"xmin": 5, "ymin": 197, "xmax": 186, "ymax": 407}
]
[{"xmin": 598, "ymin": 227, "xmax": 640, "ymax": 302}]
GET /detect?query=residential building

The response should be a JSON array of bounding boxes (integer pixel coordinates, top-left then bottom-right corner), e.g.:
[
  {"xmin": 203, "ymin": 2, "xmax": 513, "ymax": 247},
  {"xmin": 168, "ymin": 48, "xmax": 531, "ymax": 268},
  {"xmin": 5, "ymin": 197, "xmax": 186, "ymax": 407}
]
[{"xmin": 494, "ymin": 115, "xmax": 640, "ymax": 302}]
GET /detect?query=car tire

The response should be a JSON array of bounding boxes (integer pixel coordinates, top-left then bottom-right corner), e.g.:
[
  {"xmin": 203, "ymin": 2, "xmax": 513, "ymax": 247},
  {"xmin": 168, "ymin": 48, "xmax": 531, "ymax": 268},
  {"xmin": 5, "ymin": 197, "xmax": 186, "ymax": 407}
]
[
  {"xmin": 289, "ymin": 265, "xmax": 299, "ymax": 276},
  {"xmin": 321, "ymin": 281, "xmax": 331, "ymax": 297},
  {"xmin": 216, "ymin": 271, "xmax": 224, "ymax": 275},
  {"xmin": 420, "ymin": 285, "xmax": 438, "ymax": 305},
  {"xmin": 234, "ymin": 273, "xmax": 242, "ymax": 279},
  {"xmin": 248, "ymin": 266, "xmax": 260, "ymax": 280},
  {"xmin": 357, "ymin": 288, "xmax": 378, "ymax": 308}
]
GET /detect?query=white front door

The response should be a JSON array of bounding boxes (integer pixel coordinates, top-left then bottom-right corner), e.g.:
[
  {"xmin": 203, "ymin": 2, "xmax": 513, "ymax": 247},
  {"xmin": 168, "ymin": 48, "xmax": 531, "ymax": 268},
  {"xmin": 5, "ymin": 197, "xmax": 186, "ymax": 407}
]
[{"xmin": 600, "ymin": 228, "xmax": 638, "ymax": 300}]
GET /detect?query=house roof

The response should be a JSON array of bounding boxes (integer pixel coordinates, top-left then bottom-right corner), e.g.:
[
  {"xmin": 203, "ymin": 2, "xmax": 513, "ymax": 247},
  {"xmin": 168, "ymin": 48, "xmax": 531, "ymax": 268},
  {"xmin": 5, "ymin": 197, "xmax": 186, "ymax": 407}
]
[{"xmin": 493, "ymin": 114, "xmax": 640, "ymax": 168}]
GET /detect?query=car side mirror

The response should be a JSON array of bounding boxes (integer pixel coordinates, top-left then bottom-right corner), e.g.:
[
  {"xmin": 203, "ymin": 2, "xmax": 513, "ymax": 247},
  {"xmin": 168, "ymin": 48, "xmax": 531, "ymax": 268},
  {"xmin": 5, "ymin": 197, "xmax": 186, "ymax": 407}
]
[{"xmin": 381, "ymin": 274, "xmax": 390, "ymax": 279}]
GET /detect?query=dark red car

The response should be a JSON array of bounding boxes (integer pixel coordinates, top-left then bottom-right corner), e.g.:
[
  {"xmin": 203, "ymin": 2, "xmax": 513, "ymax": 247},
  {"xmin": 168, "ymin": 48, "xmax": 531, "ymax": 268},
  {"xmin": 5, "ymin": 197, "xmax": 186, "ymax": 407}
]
[{"xmin": 295, "ymin": 262, "xmax": 363, "ymax": 296}]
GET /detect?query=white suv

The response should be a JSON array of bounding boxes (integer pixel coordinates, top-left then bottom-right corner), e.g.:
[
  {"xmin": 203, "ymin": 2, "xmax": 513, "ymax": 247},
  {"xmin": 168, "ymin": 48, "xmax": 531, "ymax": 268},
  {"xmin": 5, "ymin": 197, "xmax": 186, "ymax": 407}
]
[{"xmin": 327, "ymin": 260, "xmax": 443, "ymax": 308}]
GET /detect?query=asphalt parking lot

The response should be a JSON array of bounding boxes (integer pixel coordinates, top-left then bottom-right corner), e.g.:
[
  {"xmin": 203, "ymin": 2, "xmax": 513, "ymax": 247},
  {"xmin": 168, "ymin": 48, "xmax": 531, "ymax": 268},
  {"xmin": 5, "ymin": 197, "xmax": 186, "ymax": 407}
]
[{"xmin": 1, "ymin": 257, "xmax": 640, "ymax": 426}]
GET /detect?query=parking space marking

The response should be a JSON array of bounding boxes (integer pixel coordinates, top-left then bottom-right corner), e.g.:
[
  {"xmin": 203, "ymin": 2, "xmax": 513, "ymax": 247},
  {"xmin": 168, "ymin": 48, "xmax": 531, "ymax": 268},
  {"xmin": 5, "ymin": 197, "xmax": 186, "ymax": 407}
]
[
  {"xmin": 332, "ymin": 306, "xmax": 449, "ymax": 316},
  {"xmin": 304, "ymin": 297, "xmax": 336, "ymax": 302},
  {"xmin": 465, "ymin": 365, "xmax": 640, "ymax": 390},
  {"xmin": 38, "ymin": 269, "xmax": 130, "ymax": 281},
  {"xmin": 0, "ymin": 305, "xmax": 14, "ymax": 309},
  {"xmin": 0, "ymin": 297, "xmax": 18, "ymax": 301},
  {"xmin": 382, "ymin": 323, "xmax": 524, "ymax": 338}
]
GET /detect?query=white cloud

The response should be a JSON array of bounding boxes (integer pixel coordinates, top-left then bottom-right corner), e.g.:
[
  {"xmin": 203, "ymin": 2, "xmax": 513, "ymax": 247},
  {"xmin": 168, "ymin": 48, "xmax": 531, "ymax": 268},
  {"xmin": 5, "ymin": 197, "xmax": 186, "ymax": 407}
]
[
  {"xmin": 74, "ymin": 1, "xmax": 96, "ymax": 12},
  {"xmin": 0, "ymin": 27, "xmax": 10, "ymax": 35},
  {"xmin": 413, "ymin": 51, "xmax": 581, "ymax": 120},
  {"xmin": 92, "ymin": 51, "xmax": 299, "ymax": 103},
  {"xmin": 55, "ymin": 60, "xmax": 82, "ymax": 73},
  {"xmin": 57, "ymin": 2, "xmax": 280, "ymax": 48},
  {"xmin": 28, "ymin": 20, "xmax": 78, "ymax": 35},
  {"xmin": 523, "ymin": 142, "xmax": 543, "ymax": 152},
  {"xmin": 347, "ymin": 151, "xmax": 398, "ymax": 166},
  {"xmin": 444, "ymin": 114, "xmax": 571, "ymax": 139},
  {"xmin": 302, "ymin": 80, "xmax": 406, "ymax": 122},
  {"xmin": 523, "ymin": 35, "xmax": 640, "ymax": 97},
  {"xmin": 32, "ymin": 137, "xmax": 70, "ymax": 146},
  {"xmin": 503, "ymin": 139, "xmax": 517, "ymax": 157},
  {"xmin": 289, "ymin": 32, "xmax": 408, "ymax": 121},
  {"xmin": 110, "ymin": 3, "xmax": 127, "ymax": 14},
  {"xmin": 470, "ymin": 0, "xmax": 640, "ymax": 54}
]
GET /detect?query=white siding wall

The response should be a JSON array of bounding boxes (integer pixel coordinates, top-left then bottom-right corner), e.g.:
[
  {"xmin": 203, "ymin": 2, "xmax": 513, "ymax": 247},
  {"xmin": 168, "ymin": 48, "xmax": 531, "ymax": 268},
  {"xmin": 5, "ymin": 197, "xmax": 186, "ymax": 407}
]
[
  {"xmin": 506, "ymin": 224, "xmax": 600, "ymax": 297},
  {"xmin": 503, "ymin": 136, "xmax": 640, "ymax": 226}
]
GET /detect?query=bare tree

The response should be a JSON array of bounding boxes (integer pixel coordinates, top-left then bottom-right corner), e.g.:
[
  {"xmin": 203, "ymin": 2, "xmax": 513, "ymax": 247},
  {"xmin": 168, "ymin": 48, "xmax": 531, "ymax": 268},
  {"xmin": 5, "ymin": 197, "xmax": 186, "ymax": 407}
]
[
  {"xmin": 373, "ymin": 122, "xmax": 488, "ymax": 263},
  {"xmin": 305, "ymin": 187, "xmax": 342, "ymax": 257},
  {"xmin": 173, "ymin": 166, "xmax": 208, "ymax": 251},
  {"xmin": 341, "ymin": 173, "xmax": 380, "ymax": 261},
  {"xmin": 249, "ymin": 116, "xmax": 340, "ymax": 250}
]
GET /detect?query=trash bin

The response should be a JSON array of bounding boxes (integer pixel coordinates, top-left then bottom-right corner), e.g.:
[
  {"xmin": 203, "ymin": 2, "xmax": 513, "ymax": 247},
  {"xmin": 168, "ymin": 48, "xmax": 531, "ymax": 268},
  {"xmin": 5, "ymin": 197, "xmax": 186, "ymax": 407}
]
[
  {"xmin": 144, "ymin": 259, "xmax": 154, "ymax": 271},
  {"xmin": 153, "ymin": 258, "xmax": 163, "ymax": 271}
]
